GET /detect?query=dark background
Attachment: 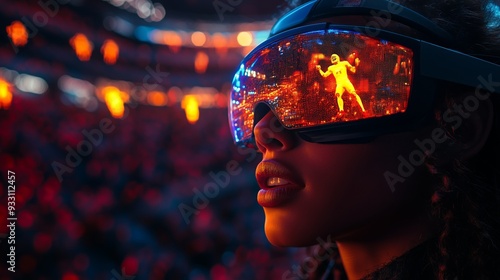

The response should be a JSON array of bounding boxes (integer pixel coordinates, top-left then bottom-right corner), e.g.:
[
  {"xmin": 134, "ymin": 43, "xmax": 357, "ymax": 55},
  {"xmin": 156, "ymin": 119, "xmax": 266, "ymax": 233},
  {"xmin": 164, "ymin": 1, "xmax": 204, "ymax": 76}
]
[{"xmin": 0, "ymin": 0, "xmax": 308, "ymax": 279}]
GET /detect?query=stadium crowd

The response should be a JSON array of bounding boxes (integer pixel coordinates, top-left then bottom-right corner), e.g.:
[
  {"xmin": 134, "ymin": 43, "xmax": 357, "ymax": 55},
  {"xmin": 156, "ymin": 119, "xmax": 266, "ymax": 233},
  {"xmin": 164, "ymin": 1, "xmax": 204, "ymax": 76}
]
[{"xmin": 0, "ymin": 92, "xmax": 306, "ymax": 280}]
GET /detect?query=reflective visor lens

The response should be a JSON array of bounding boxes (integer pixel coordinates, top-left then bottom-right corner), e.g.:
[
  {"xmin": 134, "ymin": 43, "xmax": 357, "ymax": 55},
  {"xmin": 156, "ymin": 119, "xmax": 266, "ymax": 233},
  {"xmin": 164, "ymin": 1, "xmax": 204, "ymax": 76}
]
[{"xmin": 229, "ymin": 29, "xmax": 414, "ymax": 146}]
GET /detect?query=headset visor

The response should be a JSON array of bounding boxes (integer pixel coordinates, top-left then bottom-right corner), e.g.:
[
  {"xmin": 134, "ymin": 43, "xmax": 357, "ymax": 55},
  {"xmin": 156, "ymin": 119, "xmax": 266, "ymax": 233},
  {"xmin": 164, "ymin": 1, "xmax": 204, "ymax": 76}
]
[{"xmin": 229, "ymin": 28, "xmax": 414, "ymax": 146}]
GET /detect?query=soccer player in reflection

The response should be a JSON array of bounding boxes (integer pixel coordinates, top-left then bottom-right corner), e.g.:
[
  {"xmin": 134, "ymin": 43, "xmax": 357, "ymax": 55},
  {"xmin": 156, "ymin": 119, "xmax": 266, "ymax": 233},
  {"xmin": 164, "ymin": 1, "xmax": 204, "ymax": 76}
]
[{"xmin": 316, "ymin": 54, "xmax": 366, "ymax": 117}]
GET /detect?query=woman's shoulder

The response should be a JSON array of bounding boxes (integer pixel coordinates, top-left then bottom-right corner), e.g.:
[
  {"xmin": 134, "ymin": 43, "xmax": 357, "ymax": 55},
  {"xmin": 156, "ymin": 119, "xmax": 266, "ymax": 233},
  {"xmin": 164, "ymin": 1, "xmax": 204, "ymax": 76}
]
[{"xmin": 361, "ymin": 238, "xmax": 436, "ymax": 280}]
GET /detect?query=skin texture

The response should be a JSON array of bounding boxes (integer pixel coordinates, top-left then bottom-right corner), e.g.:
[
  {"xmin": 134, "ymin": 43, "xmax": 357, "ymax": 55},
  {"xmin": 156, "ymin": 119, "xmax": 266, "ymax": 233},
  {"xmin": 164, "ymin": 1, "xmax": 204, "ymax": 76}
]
[
  {"xmin": 255, "ymin": 110, "xmax": 436, "ymax": 241},
  {"xmin": 254, "ymin": 111, "xmax": 437, "ymax": 278}
]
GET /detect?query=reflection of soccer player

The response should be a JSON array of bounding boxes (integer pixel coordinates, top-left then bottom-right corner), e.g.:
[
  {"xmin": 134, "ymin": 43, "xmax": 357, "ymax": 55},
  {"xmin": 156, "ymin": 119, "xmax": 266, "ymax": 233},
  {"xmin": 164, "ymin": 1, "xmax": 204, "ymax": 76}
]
[{"xmin": 316, "ymin": 54, "xmax": 366, "ymax": 115}]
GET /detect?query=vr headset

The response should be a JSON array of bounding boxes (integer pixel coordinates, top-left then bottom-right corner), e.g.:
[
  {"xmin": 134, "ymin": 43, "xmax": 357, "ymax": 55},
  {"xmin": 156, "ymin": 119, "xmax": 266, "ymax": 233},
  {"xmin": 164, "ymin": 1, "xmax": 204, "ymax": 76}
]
[{"xmin": 228, "ymin": 0, "xmax": 500, "ymax": 148}]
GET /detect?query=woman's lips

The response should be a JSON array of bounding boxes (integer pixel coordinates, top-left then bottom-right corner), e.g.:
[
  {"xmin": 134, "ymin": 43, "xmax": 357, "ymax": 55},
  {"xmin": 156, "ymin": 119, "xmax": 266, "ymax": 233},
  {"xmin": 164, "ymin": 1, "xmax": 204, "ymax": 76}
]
[
  {"xmin": 257, "ymin": 184, "xmax": 303, "ymax": 207},
  {"xmin": 255, "ymin": 161, "xmax": 304, "ymax": 207}
]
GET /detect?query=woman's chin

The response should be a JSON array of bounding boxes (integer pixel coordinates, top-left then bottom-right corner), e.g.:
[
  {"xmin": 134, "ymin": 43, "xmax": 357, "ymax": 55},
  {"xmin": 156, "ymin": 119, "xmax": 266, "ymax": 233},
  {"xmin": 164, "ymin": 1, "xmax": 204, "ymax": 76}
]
[{"xmin": 263, "ymin": 218, "xmax": 319, "ymax": 247}]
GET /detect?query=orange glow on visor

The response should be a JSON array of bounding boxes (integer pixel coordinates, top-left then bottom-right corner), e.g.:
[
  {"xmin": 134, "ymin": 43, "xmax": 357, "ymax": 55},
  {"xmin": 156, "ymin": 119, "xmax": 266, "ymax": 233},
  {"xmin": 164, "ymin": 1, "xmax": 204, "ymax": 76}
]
[{"xmin": 229, "ymin": 29, "xmax": 413, "ymax": 146}]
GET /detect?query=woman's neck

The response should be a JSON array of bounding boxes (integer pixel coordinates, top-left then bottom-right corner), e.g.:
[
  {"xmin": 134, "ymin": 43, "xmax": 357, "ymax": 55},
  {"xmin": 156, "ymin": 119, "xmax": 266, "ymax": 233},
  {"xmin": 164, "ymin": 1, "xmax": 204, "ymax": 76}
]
[{"xmin": 335, "ymin": 209, "xmax": 435, "ymax": 279}]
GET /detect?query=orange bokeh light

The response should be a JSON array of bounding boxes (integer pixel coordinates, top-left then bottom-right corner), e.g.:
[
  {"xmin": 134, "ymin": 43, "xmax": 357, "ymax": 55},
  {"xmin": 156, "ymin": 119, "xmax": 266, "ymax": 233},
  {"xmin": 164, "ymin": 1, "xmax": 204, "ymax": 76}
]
[
  {"xmin": 102, "ymin": 86, "xmax": 124, "ymax": 118},
  {"xmin": 70, "ymin": 33, "xmax": 93, "ymax": 61},
  {"xmin": 212, "ymin": 33, "xmax": 227, "ymax": 54},
  {"xmin": 0, "ymin": 80, "xmax": 13, "ymax": 109},
  {"xmin": 237, "ymin": 31, "xmax": 253, "ymax": 47},
  {"xmin": 101, "ymin": 39, "xmax": 119, "ymax": 65},
  {"xmin": 6, "ymin": 21, "xmax": 28, "ymax": 47},
  {"xmin": 181, "ymin": 95, "xmax": 199, "ymax": 124},
  {"xmin": 191, "ymin": 31, "xmax": 206, "ymax": 47},
  {"xmin": 147, "ymin": 91, "xmax": 168, "ymax": 106},
  {"xmin": 161, "ymin": 31, "xmax": 182, "ymax": 53},
  {"xmin": 194, "ymin": 52, "xmax": 209, "ymax": 74}
]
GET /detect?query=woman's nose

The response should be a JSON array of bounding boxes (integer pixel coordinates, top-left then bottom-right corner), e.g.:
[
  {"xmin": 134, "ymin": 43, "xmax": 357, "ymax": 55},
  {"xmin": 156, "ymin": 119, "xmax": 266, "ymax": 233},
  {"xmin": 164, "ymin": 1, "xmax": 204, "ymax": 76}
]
[{"xmin": 253, "ymin": 111, "xmax": 298, "ymax": 154}]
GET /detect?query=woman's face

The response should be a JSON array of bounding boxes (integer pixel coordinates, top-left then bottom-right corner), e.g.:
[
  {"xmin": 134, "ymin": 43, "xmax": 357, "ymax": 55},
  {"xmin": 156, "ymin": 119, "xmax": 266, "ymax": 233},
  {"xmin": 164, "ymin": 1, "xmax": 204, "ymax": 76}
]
[{"xmin": 253, "ymin": 111, "xmax": 434, "ymax": 247}]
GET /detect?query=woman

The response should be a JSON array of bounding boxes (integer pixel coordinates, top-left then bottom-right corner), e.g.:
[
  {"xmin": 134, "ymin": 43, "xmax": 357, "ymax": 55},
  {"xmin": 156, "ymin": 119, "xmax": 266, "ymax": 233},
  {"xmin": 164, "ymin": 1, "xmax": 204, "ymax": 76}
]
[{"xmin": 228, "ymin": 0, "xmax": 500, "ymax": 279}]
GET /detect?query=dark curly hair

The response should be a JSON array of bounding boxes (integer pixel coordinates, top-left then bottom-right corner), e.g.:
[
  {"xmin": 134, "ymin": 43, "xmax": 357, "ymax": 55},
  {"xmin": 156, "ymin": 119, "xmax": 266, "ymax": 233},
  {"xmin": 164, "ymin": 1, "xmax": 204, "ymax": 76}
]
[{"xmin": 289, "ymin": 0, "xmax": 500, "ymax": 279}]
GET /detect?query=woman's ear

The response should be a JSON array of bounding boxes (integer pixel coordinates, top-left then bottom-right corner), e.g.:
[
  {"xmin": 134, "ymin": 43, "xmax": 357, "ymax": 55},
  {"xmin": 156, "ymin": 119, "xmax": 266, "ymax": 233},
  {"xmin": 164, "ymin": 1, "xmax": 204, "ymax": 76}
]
[{"xmin": 454, "ymin": 93, "xmax": 494, "ymax": 160}]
